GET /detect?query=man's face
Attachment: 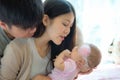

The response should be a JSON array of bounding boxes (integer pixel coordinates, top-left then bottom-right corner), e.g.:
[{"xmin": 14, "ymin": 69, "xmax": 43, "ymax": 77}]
[{"xmin": 6, "ymin": 25, "xmax": 36, "ymax": 38}]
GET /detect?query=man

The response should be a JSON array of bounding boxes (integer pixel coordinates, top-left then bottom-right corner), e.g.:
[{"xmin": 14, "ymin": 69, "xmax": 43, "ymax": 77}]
[{"xmin": 0, "ymin": 0, "xmax": 44, "ymax": 62}]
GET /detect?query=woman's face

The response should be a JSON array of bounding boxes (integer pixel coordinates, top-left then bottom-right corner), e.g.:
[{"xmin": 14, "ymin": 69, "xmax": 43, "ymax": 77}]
[
  {"xmin": 71, "ymin": 47, "xmax": 92, "ymax": 74},
  {"xmin": 45, "ymin": 12, "xmax": 74, "ymax": 45}
]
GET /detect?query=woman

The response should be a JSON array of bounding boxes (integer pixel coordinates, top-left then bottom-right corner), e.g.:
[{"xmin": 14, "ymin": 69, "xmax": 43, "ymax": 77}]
[{"xmin": 0, "ymin": 0, "xmax": 83, "ymax": 80}]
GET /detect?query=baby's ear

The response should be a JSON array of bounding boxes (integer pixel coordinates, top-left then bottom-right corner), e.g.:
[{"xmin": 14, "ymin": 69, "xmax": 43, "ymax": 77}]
[
  {"xmin": 80, "ymin": 59, "xmax": 86, "ymax": 65},
  {"xmin": 77, "ymin": 58, "xmax": 85, "ymax": 69}
]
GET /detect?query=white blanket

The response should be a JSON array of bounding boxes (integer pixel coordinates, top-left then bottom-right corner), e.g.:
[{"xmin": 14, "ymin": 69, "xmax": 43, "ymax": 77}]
[{"xmin": 76, "ymin": 64, "xmax": 120, "ymax": 80}]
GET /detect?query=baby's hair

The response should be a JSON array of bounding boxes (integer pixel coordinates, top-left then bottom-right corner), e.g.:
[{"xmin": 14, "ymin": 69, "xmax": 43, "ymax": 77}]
[{"xmin": 86, "ymin": 43, "xmax": 102, "ymax": 68}]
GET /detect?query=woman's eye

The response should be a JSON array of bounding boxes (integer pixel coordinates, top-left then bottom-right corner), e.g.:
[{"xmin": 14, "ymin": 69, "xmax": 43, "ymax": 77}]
[{"xmin": 63, "ymin": 23, "xmax": 68, "ymax": 27}]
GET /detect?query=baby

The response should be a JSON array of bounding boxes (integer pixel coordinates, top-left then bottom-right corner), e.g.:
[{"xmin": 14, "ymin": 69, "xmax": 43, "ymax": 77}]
[{"xmin": 48, "ymin": 43, "xmax": 102, "ymax": 80}]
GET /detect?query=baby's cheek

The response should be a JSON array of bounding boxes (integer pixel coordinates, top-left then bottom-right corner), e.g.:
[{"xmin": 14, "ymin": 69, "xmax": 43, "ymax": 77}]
[{"xmin": 76, "ymin": 61, "xmax": 81, "ymax": 69}]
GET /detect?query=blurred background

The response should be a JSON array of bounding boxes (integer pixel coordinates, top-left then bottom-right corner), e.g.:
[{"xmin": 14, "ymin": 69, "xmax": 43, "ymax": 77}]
[{"xmin": 65, "ymin": 0, "xmax": 120, "ymax": 65}]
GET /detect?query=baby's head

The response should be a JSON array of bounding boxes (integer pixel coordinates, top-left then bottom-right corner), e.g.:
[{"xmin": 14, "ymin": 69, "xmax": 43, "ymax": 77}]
[{"xmin": 71, "ymin": 43, "xmax": 101, "ymax": 73}]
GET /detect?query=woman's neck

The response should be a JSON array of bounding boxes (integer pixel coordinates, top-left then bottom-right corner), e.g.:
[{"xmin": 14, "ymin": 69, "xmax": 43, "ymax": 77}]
[
  {"xmin": 34, "ymin": 34, "xmax": 50, "ymax": 58},
  {"xmin": 35, "ymin": 33, "xmax": 50, "ymax": 47}
]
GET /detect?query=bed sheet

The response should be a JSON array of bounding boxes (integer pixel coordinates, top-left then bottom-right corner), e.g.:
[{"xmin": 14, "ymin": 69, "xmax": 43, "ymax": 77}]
[{"xmin": 76, "ymin": 64, "xmax": 120, "ymax": 80}]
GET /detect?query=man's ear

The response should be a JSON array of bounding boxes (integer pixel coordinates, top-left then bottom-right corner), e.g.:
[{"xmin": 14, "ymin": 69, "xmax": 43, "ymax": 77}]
[
  {"xmin": 0, "ymin": 21, "xmax": 8, "ymax": 30},
  {"xmin": 42, "ymin": 14, "xmax": 50, "ymax": 27}
]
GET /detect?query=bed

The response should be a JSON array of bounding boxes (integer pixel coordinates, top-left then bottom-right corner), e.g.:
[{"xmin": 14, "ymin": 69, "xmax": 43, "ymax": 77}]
[{"xmin": 76, "ymin": 63, "xmax": 120, "ymax": 80}]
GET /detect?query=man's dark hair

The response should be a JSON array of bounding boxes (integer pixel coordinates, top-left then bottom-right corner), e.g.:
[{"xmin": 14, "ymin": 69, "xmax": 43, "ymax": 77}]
[{"xmin": 0, "ymin": 0, "xmax": 44, "ymax": 37}]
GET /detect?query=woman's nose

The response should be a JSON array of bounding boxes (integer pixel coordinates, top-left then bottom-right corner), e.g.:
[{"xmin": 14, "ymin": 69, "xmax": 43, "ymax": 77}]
[{"xmin": 64, "ymin": 28, "xmax": 70, "ymax": 36}]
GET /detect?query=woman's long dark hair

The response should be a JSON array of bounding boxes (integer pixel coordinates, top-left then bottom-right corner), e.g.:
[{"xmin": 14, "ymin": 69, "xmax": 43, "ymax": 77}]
[{"xmin": 44, "ymin": 0, "xmax": 76, "ymax": 67}]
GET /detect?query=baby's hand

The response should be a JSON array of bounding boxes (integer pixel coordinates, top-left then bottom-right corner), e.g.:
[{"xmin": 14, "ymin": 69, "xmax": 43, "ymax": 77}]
[
  {"xmin": 72, "ymin": 46, "xmax": 79, "ymax": 53},
  {"xmin": 63, "ymin": 49, "xmax": 71, "ymax": 58},
  {"xmin": 58, "ymin": 49, "xmax": 71, "ymax": 59},
  {"xmin": 54, "ymin": 49, "xmax": 71, "ymax": 71}
]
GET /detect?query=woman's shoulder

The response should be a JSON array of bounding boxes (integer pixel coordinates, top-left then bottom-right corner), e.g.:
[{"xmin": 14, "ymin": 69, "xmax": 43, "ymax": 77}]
[
  {"xmin": 4, "ymin": 38, "xmax": 33, "ymax": 61},
  {"xmin": 76, "ymin": 27, "xmax": 84, "ymax": 46},
  {"xmin": 12, "ymin": 38, "xmax": 29, "ymax": 44},
  {"xmin": 10, "ymin": 38, "xmax": 33, "ymax": 47},
  {"xmin": 6, "ymin": 38, "xmax": 33, "ymax": 52}
]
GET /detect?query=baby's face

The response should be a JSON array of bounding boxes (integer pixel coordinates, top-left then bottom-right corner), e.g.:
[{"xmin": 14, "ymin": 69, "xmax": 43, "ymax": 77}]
[
  {"xmin": 71, "ymin": 47, "xmax": 86, "ymax": 70},
  {"xmin": 78, "ymin": 66, "xmax": 93, "ymax": 74},
  {"xmin": 71, "ymin": 47, "xmax": 83, "ymax": 63},
  {"xmin": 71, "ymin": 46, "xmax": 92, "ymax": 73}
]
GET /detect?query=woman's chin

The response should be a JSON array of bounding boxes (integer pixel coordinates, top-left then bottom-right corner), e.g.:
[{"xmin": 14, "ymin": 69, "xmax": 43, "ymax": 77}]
[{"xmin": 54, "ymin": 41, "xmax": 62, "ymax": 45}]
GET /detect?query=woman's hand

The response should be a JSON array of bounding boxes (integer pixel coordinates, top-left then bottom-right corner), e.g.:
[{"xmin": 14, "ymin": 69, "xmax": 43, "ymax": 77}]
[{"xmin": 32, "ymin": 74, "xmax": 51, "ymax": 80}]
